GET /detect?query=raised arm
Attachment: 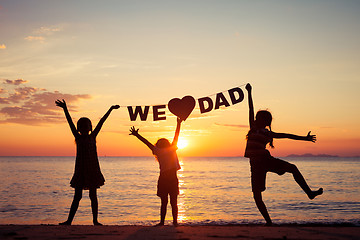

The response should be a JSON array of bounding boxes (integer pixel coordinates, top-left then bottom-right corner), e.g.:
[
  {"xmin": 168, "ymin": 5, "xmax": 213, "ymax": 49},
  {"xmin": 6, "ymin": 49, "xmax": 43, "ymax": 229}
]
[
  {"xmin": 55, "ymin": 99, "xmax": 78, "ymax": 137},
  {"xmin": 92, "ymin": 105, "xmax": 120, "ymax": 137},
  {"xmin": 271, "ymin": 131, "xmax": 316, "ymax": 142},
  {"xmin": 172, "ymin": 118, "xmax": 183, "ymax": 146},
  {"xmin": 245, "ymin": 83, "xmax": 255, "ymax": 129},
  {"xmin": 129, "ymin": 126, "xmax": 155, "ymax": 151}
]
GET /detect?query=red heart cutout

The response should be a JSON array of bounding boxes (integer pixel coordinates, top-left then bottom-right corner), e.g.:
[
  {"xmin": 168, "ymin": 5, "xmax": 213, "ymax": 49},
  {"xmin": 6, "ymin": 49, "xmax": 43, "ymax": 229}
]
[{"xmin": 168, "ymin": 96, "xmax": 196, "ymax": 121}]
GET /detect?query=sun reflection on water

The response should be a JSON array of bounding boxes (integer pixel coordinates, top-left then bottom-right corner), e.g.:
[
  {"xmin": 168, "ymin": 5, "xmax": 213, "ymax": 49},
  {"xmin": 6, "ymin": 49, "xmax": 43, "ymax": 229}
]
[{"xmin": 177, "ymin": 158, "xmax": 187, "ymax": 223}]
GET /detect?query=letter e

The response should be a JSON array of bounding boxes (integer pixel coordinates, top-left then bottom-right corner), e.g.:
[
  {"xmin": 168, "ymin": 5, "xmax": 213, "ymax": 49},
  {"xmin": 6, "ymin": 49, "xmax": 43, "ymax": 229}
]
[{"xmin": 153, "ymin": 105, "xmax": 166, "ymax": 121}]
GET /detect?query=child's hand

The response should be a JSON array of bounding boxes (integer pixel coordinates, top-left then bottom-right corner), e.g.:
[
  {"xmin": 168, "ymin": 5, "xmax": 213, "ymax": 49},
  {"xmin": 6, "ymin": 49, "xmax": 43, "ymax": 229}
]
[
  {"xmin": 111, "ymin": 105, "xmax": 120, "ymax": 110},
  {"xmin": 177, "ymin": 117, "xmax": 183, "ymax": 124},
  {"xmin": 55, "ymin": 99, "xmax": 67, "ymax": 109},
  {"xmin": 306, "ymin": 131, "xmax": 316, "ymax": 143},
  {"xmin": 129, "ymin": 126, "xmax": 139, "ymax": 136},
  {"xmin": 245, "ymin": 83, "xmax": 252, "ymax": 92}
]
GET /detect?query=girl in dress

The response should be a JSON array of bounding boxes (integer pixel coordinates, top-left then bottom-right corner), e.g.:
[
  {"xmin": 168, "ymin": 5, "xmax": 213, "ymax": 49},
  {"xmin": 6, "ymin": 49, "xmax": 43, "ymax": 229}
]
[
  {"xmin": 56, "ymin": 99, "xmax": 119, "ymax": 225},
  {"xmin": 244, "ymin": 84, "xmax": 323, "ymax": 225},
  {"xmin": 129, "ymin": 118, "xmax": 183, "ymax": 226}
]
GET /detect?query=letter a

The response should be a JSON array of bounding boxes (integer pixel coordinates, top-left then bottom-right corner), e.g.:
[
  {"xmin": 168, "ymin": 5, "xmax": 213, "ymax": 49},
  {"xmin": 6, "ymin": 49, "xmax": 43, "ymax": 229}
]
[{"xmin": 214, "ymin": 92, "xmax": 230, "ymax": 109}]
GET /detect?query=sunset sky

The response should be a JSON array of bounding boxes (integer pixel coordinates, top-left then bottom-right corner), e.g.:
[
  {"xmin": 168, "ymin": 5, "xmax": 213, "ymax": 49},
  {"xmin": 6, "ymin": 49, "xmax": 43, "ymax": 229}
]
[{"xmin": 1, "ymin": 1, "xmax": 359, "ymax": 157}]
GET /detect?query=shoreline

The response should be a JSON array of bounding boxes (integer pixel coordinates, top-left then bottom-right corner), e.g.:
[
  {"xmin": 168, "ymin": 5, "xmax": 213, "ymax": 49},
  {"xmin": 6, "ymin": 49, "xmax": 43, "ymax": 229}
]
[{"xmin": 1, "ymin": 224, "xmax": 360, "ymax": 240}]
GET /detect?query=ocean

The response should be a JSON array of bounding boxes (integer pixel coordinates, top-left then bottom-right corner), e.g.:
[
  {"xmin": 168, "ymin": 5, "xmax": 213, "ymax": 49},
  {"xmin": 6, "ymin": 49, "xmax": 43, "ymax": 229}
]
[{"xmin": 1, "ymin": 156, "xmax": 359, "ymax": 226}]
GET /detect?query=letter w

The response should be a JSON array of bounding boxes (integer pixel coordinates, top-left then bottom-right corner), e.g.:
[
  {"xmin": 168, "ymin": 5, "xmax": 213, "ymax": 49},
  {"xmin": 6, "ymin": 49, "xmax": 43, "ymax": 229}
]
[{"xmin": 127, "ymin": 106, "xmax": 150, "ymax": 121}]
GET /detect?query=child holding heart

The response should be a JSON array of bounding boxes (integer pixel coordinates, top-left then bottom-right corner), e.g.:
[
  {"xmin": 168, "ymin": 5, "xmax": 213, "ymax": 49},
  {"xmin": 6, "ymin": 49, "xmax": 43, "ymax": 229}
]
[{"xmin": 129, "ymin": 117, "xmax": 183, "ymax": 227}]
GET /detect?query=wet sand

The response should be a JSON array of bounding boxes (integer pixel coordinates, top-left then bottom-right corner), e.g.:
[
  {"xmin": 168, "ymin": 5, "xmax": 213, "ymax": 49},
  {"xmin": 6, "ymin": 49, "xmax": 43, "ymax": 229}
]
[{"xmin": 1, "ymin": 224, "xmax": 360, "ymax": 240}]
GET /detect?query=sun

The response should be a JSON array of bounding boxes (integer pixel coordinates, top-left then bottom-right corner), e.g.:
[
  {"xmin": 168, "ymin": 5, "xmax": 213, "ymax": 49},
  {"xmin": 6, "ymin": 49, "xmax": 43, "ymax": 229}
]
[{"xmin": 177, "ymin": 138, "xmax": 188, "ymax": 149}]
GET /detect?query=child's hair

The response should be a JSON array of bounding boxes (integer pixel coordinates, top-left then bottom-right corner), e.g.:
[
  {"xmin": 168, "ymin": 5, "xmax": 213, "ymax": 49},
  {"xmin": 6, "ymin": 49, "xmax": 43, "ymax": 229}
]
[
  {"xmin": 255, "ymin": 110, "xmax": 274, "ymax": 148},
  {"xmin": 255, "ymin": 110, "xmax": 272, "ymax": 128},
  {"xmin": 155, "ymin": 138, "xmax": 171, "ymax": 148},
  {"xmin": 77, "ymin": 117, "xmax": 92, "ymax": 134}
]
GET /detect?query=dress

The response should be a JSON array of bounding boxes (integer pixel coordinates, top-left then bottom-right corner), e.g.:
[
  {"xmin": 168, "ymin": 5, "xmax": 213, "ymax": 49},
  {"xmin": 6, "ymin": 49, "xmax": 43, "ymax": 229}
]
[
  {"xmin": 70, "ymin": 133, "xmax": 105, "ymax": 190},
  {"xmin": 152, "ymin": 145, "xmax": 180, "ymax": 197}
]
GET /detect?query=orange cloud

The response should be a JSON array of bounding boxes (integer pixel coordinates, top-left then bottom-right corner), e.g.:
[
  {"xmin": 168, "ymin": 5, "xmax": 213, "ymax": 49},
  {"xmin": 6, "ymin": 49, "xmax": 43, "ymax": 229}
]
[
  {"xmin": 4, "ymin": 79, "xmax": 28, "ymax": 85},
  {"xmin": 35, "ymin": 26, "xmax": 62, "ymax": 35},
  {"xmin": 0, "ymin": 80, "xmax": 91, "ymax": 125},
  {"xmin": 0, "ymin": 44, "xmax": 5, "ymax": 49},
  {"xmin": 0, "ymin": 98, "xmax": 9, "ymax": 104},
  {"xmin": 24, "ymin": 25, "xmax": 63, "ymax": 44},
  {"xmin": 24, "ymin": 36, "xmax": 45, "ymax": 42},
  {"xmin": 214, "ymin": 123, "xmax": 248, "ymax": 129}
]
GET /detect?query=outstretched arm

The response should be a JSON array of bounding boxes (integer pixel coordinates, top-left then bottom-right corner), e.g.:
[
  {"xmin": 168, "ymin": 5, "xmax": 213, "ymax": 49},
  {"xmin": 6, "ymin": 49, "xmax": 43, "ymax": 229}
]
[
  {"xmin": 93, "ymin": 105, "xmax": 120, "ymax": 137},
  {"xmin": 172, "ymin": 118, "xmax": 183, "ymax": 146},
  {"xmin": 245, "ymin": 83, "xmax": 255, "ymax": 129},
  {"xmin": 55, "ymin": 99, "xmax": 78, "ymax": 137},
  {"xmin": 129, "ymin": 126, "xmax": 155, "ymax": 151},
  {"xmin": 271, "ymin": 131, "xmax": 316, "ymax": 142}
]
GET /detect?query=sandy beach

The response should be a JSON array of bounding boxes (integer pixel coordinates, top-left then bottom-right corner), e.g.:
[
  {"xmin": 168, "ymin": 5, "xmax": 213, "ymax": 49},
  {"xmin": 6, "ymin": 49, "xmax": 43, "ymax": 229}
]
[{"xmin": 1, "ymin": 224, "xmax": 359, "ymax": 240}]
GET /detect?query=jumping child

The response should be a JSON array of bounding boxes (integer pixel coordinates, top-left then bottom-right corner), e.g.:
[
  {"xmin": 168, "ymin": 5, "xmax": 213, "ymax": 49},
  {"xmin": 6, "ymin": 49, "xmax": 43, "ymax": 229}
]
[
  {"xmin": 244, "ymin": 84, "xmax": 323, "ymax": 226},
  {"xmin": 129, "ymin": 118, "xmax": 183, "ymax": 227},
  {"xmin": 56, "ymin": 99, "xmax": 119, "ymax": 225}
]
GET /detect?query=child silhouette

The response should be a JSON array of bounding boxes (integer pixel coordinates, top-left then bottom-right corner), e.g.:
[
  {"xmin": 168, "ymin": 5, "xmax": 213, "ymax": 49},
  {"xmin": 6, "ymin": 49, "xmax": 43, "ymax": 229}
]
[
  {"xmin": 55, "ymin": 99, "xmax": 119, "ymax": 225},
  {"xmin": 244, "ymin": 84, "xmax": 323, "ymax": 226},
  {"xmin": 129, "ymin": 118, "xmax": 183, "ymax": 227}
]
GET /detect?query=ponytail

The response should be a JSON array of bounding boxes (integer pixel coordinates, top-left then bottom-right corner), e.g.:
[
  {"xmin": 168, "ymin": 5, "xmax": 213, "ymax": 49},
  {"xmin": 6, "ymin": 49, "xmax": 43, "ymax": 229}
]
[{"xmin": 269, "ymin": 125, "xmax": 274, "ymax": 148}]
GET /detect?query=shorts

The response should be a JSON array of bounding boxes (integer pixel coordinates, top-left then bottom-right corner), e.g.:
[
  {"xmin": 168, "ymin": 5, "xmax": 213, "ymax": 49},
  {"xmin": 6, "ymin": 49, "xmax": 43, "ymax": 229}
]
[
  {"xmin": 250, "ymin": 155, "xmax": 294, "ymax": 192},
  {"xmin": 157, "ymin": 170, "xmax": 179, "ymax": 198}
]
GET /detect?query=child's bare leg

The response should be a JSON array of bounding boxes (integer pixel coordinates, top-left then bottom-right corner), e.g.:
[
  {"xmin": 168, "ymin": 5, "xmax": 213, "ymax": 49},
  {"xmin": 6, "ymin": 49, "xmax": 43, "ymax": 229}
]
[
  {"xmin": 170, "ymin": 194, "xmax": 178, "ymax": 226},
  {"xmin": 253, "ymin": 191, "xmax": 272, "ymax": 226},
  {"xmin": 89, "ymin": 188, "xmax": 102, "ymax": 225},
  {"xmin": 60, "ymin": 188, "xmax": 82, "ymax": 225},
  {"xmin": 157, "ymin": 196, "xmax": 168, "ymax": 226},
  {"xmin": 288, "ymin": 164, "xmax": 323, "ymax": 199}
]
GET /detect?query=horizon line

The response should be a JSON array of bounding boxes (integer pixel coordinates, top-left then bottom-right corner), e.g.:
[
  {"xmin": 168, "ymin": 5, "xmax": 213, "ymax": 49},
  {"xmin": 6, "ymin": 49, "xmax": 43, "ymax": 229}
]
[{"xmin": 1, "ymin": 154, "xmax": 359, "ymax": 158}]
